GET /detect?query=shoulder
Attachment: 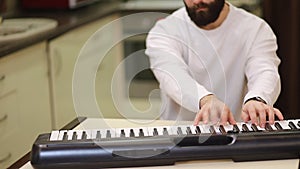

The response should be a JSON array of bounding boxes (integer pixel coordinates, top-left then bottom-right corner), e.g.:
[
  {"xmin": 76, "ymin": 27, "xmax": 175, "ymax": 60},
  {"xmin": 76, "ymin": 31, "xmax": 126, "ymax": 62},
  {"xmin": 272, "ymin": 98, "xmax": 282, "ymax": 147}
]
[
  {"xmin": 229, "ymin": 3, "xmax": 274, "ymax": 35},
  {"xmin": 229, "ymin": 3, "xmax": 267, "ymax": 27}
]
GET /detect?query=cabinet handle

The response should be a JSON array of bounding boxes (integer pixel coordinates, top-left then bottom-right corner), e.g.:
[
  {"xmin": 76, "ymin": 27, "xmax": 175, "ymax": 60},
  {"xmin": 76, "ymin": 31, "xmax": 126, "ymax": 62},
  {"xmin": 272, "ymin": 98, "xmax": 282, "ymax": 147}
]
[
  {"xmin": 0, "ymin": 114, "xmax": 8, "ymax": 123},
  {"xmin": 0, "ymin": 153, "xmax": 11, "ymax": 163},
  {"xmin": 0, "ymin": 75, "xmax": 5, "ymax": 81}
]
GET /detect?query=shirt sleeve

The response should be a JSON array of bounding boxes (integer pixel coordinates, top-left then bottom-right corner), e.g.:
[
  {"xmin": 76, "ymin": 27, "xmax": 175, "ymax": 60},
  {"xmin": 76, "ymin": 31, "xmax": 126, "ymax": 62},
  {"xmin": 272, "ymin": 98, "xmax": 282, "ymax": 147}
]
[
  {"xmin": 244, "ymin": 22, "xmax": 281, "ymax": 105},
  {"xmin": 145, "ymin": 20, "xmax": 213, "ymax": 113}
]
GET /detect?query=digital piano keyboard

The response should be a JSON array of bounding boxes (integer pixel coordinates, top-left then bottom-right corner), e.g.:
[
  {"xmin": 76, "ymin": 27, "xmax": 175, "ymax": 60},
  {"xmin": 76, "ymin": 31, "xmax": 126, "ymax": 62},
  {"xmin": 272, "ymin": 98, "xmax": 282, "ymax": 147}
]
[{"xmin": 30, "ymin": 119, "xmax": 300, "ymax": 169}]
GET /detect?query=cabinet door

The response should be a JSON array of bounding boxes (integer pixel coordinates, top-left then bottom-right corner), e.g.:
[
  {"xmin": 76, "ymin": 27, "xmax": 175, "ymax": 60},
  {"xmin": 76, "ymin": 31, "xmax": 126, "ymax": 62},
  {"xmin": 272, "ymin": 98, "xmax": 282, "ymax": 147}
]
[
  {"xmin": 0, "ymin": 42, "xmax": 51, "ymax": 168},
  {"xmin": 49, "ymin": 14, "xmax": 123, "ymax": 129}
]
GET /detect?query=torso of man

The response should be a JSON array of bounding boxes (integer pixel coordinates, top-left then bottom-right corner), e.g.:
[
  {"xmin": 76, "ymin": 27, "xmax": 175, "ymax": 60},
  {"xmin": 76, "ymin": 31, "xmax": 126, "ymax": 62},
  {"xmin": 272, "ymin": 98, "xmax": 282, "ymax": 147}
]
[{"xmin": 145, "ymin": 3, "xmax": 280, "ymax": 121}]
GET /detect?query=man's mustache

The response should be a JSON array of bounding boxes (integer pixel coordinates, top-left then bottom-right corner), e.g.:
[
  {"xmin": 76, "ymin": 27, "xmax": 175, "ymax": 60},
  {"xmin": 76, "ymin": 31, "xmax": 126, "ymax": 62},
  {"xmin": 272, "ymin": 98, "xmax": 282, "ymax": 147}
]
[{"xmin": 193, "ymin": 2, "xmax": 209, "ymax": 9}]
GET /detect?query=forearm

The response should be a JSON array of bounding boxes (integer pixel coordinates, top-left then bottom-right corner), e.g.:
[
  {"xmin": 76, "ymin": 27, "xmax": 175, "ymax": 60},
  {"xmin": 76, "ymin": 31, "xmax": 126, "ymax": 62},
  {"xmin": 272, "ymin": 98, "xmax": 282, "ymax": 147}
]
[
  {"xmin": 150, "ymin": 56, "xmax": 212, "ymax": 113},
  {"xmin": 245, "ymin": 70, "xmax": 281, "ymax": 105}
]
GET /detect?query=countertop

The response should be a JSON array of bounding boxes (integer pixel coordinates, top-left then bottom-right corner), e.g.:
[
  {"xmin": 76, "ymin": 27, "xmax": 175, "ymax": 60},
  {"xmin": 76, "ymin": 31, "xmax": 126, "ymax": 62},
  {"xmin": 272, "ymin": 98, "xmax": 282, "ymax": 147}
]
[{"xmin": 0, "ymin": 0, "xmax": 183, "ymax": 58}]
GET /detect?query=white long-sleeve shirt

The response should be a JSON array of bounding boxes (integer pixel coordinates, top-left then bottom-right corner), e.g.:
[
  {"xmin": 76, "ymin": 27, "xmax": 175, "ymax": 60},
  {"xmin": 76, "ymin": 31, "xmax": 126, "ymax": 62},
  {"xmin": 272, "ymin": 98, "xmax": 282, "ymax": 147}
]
[{"xmin": 145, "ymin": 3, "xmax": 281, "ymax": 121}]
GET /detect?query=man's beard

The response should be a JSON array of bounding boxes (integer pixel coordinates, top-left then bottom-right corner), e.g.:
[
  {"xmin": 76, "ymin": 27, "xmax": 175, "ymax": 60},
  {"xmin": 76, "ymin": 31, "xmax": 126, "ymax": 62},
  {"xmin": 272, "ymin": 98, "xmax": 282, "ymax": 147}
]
[{"xmin": 184, "ymin": 0, "xmax": 225, "ymax": 27}]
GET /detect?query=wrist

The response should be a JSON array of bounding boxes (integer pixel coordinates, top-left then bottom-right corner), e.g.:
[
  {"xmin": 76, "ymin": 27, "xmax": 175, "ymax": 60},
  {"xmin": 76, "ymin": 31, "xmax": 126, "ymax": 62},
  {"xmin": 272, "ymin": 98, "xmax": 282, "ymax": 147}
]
[
  {"xmin": 199, "ymin": 94, "xmax": 214, "ymax": 109},
  {"xmin": 244, "ymin": 96, "xmax": 267, "ymax": 104}
]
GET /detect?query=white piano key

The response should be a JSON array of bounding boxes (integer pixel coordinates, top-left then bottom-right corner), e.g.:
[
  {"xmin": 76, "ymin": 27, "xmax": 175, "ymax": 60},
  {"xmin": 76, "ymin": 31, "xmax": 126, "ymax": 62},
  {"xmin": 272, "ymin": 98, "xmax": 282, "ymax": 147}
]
[
  {"xmin": 200, "ymin": 124, "xmax": 211, "ymax": 134},
  {"xmin": 67, "ymin": 130, "xmax": 75, "ymax": 140},
  {"xmin": 114, "ymin": 127, "xmax": 148, "ymax": 137},
  {"xmin": 91, "ymin": 129, "xmax": 99, "ymax": 139},
  {"xmin": 116, "ymin": 128, "xmax": 132, "ymax": 138},
  {"xmin": 236, "ymin": 123, "xmax": 243, "ymax": 132},
  {"xmin": 221, "ymin": 124, "xmax": 233, "ymax": 133},
  {"xmin": 288, "ymin": 120, "xmax": 300, "ymax": 129},
  {"xmin": 158, "ymin": 126, "xmax": 169, "ymax": 136},
  {"xmin": 240, "ymin": 122, "xmax": 253, "ymax": 132},
  {"xmin": 293, "ymin": 120, "xmax": 300, "ymax": 128},
  {"xmin": 50, "ymin": 130, "xmax": 60, "ymax": 141},
  {"xmin": 175, "ymin": 125, "xmax": 188, "ymax": 135},
  {"xmin": 188, "ymin": 125, "xmax": 198, "ymax": 135},
  {"xmin": 131, "ymin": 127, "xmax": 149, "ymax": 137},
  {"xmin": 138, "ymin": 127, "xmax": 150, "ymax": 137},
  {"xmin": 147, "ymin": 127, "xmax": 158, "ymax": 136},
  {"xmin": 84, "ymin": 130, "xmax": 92, "ymax": 139},
  {"xmin": 277, "ymin": 121, "xmax": 290, "ymax": 130},
  {"xmin": 256, "ymin": 125, "xmax": 266, "ymax": 131},
  {"xmin": 99, "ymin": 129, "xmax": 108, "ymax": 138},
  {"xmin": 193, "ymin": 125, "xmax": 204, "ymax": 134},
  {"xmin": 75, "ymin": 130, "xmax": 83, "ymax": 140},
  {"xmin": 57, "ymin": 130, "xmax": 68, "ymax": 141},
  {"xmin": 97, "ymin": 129, "xmax": 107, "ymax": 139},
  {"xmin": 166, "ymin": 126, "xmax": 180, "ymax": 135},
  {"xmin": 98, "ymin": 129, "xmax": 106, "ymax": 138},
  {"xmin": 248, "ymin": 123, "xmax": 260, "ymax": 131},
  {"xmin": 147, "ymin": 126, "xmax": 174, "ymax": 136},
  {"xmin": 182, "ymin": 125, "xmax": 194, "ymax": 135},
  {"xmin": 103, "ymin": 128, "xmax": 116, "ymax": 138},
  {"xmin": 266, "ymin": 123, "xmax": 277, "ymax": 131},
  {"xmin": 212, "ymin": 125, "xmax": 222, "ymax": 134},
  {"xmin": 148, "ymin": 126, "xmax": 163, "ymax": 136}
]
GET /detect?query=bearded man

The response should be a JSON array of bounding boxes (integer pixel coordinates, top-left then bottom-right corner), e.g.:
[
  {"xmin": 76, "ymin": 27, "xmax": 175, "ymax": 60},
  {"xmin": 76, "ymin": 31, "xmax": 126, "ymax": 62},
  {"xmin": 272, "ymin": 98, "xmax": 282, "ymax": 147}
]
[{"xmin": 145, "ymin": 0, "xmax": 283, "ymax": 127}]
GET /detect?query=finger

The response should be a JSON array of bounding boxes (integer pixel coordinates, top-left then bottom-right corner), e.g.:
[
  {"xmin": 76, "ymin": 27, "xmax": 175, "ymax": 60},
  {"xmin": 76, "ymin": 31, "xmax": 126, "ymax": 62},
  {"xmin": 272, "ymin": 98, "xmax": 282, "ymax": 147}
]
[
  {"xmin": 220, "ymin": 108, "xmax": 235, "ymax": 125},
  {"xmin": 220, "ymin": 110, "xmax": 228, "ymax": 125},
  {"xmin": 259, "ymin": 109, "xmax": 266, "ymax": 128},
  {"xmin": 193, "ymin": 110, "xmax": 203, "ymax": 126},
  {"xmin": 267, "ymin": 107, "xmax": 275, "ymax": 124},
  {"xmin": 202, "ymin": 110, "xmax": 210, "ymax": 124},
  {"xmin": 210, "ymin": 109, "xmax": 220, "ymax": 124},
  {"xmin": 241, "ymin": 109, "xmax": 250, "ymax": 122},
  {"xmin": 248, "ymin": 107, "xmax": 258, "ymax": 125},
  {"xmin": 228, "ymin": 112, "xmax": 237, "ymax": 125},
  {"xmin": 274, "ymin": 108, "xmax": 284, "ymax": 120}
]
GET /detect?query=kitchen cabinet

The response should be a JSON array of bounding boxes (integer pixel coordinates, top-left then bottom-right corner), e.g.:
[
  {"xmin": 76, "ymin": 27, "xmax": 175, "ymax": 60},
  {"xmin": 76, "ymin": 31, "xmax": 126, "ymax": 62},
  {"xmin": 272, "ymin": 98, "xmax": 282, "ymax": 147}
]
[
  {"xmin": 0, "ymin": 42, "xmax": 52, "ymax": 169},
  {"xmin": 48, "ymin": 14, "xmax": 124, "ymax": 129}
]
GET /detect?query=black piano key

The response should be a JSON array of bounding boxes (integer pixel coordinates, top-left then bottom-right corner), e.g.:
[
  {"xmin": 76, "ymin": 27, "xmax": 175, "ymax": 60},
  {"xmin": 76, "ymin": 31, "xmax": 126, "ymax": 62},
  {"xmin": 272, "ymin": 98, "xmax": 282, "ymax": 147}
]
[
  {"xmin": 251, "ymin": 124, "xmax": 259, "ymax": 132},
  {"xmin": 96, "ymin": 131, "xmax": 101, "ymax": 139},
  {"xmin": 82, "ymin": 131, "xmax": 87, "ymax": 139},
  {"xmin": 106, "ymin": 130, "xmax": 111, "ymax": 138},
  {"xmin": 120, "ymin": 129, "xmax": 126, "ymax": 137},
  {"xmin": 209, "ymin": 126, "xmax": 216, "ymax": 134},
  {"xmin": 219, "ymin": 125, "xmax": 226, "ymax": 134},
  {"xmin": 265, "ymin": 123, "xmax": 273, "ymax": 131},
  {"xmin": 186, "ymin": 127, "xmax": 192, "ymax": 135},
  {"xmin": 63, "ymin": 132, "xmax": 68, "ymax": 140},
  {"xmin": 242, "ymin": 124, "xmax": 250, "ymax": 132},
  {"xmin": 139, "ymin": 129, "xmax": 144, "ymax": 137},
  {"xmin": 163, "ymin": 128, "xmax": 169, "ymax": 136},
  {"xmin": 232, "ymin": 124, "xmax": 240, "ymax": 133},
  {"xmin": 71, "ymin": 132, "xmax": 77, "ymax": 140},
  {"xmin": 274, "ymin": 122, "xmax": 283, "ymax": 130},
  {"xmin": 288, "ymin": 121, "xmax": 297, "ymax": 130},
  {"xmin": 177, "ymin": 127, "xmax": 183, "ymax": 135},
  {"xmin": 153, "ymin": 128, "xmax": 159, "ymax": 136},
  {"xmin": 195, "ymin": 126, "xmax": 201, "ymax": 134},
  {"xmin": 297, "ymin": 121, "xmax": 300, "ymax": 128},
  {"xmin": 129, "ymin": 129, "xmax": 135, "ymax": 137}
]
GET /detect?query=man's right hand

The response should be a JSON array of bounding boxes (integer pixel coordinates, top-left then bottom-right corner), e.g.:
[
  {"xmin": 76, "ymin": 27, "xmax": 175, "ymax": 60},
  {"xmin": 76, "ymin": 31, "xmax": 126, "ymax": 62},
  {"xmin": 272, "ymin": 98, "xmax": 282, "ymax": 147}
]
[{"xmin": 193, "ymin": 94, "xmax": 236, "ymax": 126}]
